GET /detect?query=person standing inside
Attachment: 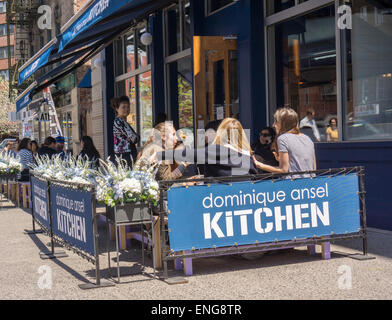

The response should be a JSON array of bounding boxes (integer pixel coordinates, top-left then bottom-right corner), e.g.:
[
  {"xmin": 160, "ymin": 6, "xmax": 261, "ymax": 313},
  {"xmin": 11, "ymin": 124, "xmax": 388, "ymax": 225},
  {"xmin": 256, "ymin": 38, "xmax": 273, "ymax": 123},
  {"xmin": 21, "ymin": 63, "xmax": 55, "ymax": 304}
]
[
  {"xmin": 112, "ymin": 96, "xmax": 140, "ymax": 167},
  {"xmin": 55, "ymin": 136, "xmax": 66, "ymax": 159},
  {"xmin": 17, "ymin": 138, "xmax": 34, "ymax": 181},
  {"xmin": 30, "ymin": 140, "xmax": 38, "ymax": 157},
  {"xmin": 37, "ymin": 137, "xmax": 58, "ymax": 159},
  {"xmin": 300, "ymin": 109, "xmax": 320, "ymax": 142},
  {"xmin": 78, "ymin": 136, "xmax": 101, "ymax": 169},
  {"xmin": 253, "ymin": 107, "xmax": 316, "ymax": 175},
  {"xmin": 252, "ymin": 127, "xmax": 279, "ymax": 168},
  {"xmin": 326, "ymin": 117, "xmax": 339, "ymax": 142}
]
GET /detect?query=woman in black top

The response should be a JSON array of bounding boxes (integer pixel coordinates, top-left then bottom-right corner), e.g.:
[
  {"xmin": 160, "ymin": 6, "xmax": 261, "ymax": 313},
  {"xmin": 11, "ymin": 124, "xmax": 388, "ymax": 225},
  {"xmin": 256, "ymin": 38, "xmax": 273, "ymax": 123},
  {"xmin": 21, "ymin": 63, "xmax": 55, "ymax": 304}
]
[
  {"xmin": 252, "ymin": 127, "xmax": 279, "ymax": 168},
  {"xmin": 78, "ymin": 136, "xmax": 100, "ymax": 169}
]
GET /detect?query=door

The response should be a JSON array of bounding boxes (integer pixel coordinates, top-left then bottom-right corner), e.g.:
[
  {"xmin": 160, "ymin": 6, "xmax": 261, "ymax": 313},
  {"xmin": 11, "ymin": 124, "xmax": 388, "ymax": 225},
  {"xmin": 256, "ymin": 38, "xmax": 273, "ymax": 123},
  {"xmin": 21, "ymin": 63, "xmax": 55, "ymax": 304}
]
[{"xmin": 193, "ymin": 36, "xmax": 239, "ymax": 132}]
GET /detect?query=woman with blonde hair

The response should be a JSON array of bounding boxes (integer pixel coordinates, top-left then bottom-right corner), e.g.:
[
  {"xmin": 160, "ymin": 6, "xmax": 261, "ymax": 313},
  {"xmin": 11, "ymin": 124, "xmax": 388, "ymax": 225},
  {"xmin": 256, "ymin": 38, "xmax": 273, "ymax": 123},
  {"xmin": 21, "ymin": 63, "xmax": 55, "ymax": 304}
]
[
  {"xmin": 253, "ymin": 107, "xmax": 316, "ymax": 174},
  {"xmin": 137, "ymin": 121, "xmax": 189, "ymax": 181},
  {"xmin": 155, "ymin": 118, "xmax": 257, "ymax": 177},
  {"xmin": 213, "ymin": 118, "xmax": 253, "ymax": 156}
]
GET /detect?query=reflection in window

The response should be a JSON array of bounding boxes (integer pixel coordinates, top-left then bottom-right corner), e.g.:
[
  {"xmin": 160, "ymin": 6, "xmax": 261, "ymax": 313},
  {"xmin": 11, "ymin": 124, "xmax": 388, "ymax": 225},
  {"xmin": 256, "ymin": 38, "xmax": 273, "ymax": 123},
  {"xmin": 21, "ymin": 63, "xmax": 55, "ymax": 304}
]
[
  {"xmin": 139, "ymin": 72, "xmax": 153, "ymax": 144},
  {"xmin": 167, "ymin": 57, "xmax": 193, "ymax": 130},
  {"xmin": 125, "ymin": 77, "xmax": 138, "ymax": 130},
  {"xmin": 138, "ymin": 28, "xmax": 150, "ymax": 68},
  {"xmin": 344, "ymin": 0, "xmax": 392, "ymax": 140},
  {"xmin": 271, "ymin": 5, "xmax": 337, "ymax": 142},
  {"xmin": 125, "ymin": 33, "xmax": 136, "ymax": 73}
]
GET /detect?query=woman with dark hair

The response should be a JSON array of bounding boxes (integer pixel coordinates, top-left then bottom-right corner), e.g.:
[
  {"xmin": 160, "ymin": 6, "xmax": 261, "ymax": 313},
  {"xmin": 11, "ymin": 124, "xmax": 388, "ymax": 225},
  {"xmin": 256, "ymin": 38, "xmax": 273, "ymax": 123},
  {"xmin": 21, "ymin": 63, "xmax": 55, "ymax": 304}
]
[
  {"xmin": 30, "ymin": 140, "xmax": 38, "ymax": 156},
  {"xmin": 17, "ymin": 138, "xmax": 33, "ymax": 181},
  {"xmin": 78, "ymin": 136, "xmax": 100, "ymax": 168},
  {"xmin": 253, "ymin": 107, "xmax": 316, "ymax": 175},
  {"xmin": 112, "ymin": 96, "xmax": 140, "ymax": 167},
  {"xmin": 326, "ymin": 117, "xmax": 338, "ymax": 142},
  {"xmin": 252, "ymin": 127, "xmax": 278, "ymax": 168}
]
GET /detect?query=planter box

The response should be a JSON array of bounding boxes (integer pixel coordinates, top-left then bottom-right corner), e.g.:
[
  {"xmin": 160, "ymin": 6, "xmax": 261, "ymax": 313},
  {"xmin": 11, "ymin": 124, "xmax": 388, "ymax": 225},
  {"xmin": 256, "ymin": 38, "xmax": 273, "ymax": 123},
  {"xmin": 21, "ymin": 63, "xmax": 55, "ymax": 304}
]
[{"xmin": 107, "ymin": 202, "xmax": 151, "ymax": 224}]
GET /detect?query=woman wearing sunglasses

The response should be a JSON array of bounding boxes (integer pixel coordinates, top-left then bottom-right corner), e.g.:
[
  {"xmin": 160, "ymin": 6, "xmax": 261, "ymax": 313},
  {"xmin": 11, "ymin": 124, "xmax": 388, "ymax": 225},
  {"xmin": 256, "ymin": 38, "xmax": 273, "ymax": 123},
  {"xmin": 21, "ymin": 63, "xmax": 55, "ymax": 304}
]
[{"xmin": 252, "ymin": 126, "xmax": 279, "ymax": 168}]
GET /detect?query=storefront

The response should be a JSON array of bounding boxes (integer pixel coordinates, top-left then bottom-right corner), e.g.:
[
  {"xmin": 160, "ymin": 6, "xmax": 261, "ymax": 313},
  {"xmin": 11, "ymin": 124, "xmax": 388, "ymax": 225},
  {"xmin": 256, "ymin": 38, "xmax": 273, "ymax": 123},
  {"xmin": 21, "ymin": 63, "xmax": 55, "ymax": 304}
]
[{"xmin": 15, "ymin": 0, "xmax": 392, "ymax": 230}]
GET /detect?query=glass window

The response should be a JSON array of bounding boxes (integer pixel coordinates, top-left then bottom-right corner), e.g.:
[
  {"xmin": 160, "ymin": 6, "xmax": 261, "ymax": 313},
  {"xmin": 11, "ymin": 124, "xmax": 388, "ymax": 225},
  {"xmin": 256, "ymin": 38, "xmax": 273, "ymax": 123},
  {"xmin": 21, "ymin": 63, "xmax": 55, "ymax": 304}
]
[
  {"xmin": 269, "ymin": 5, "xmax": 336, "ymax": 142},
  {"xmin": 183, "ymin": 1, "xmax": 191, "ymax": 50},
  {"xmin": 125, "ymin": 77, "xmax": 138, "ymax": 130},
  {"xmin": 167, "ymin": 56, "xmax": 194, "ymax": 130},
  {"xmin": 139, "ymin": 72, "xmax": 153, "ymax": 144},
  {"xmin": 125, "ymin": 32, "xmax": 136, "ymax": 72},
  {"xmin": 343, "ymin": 0, "xmax": 392, "ymax": 140},
  {"xmin": 0, "ymin": 46, "xmax": 13, "ymax": 59},
  {"xmin": 137, "ymin": 27, "xmax": 150, "ymax": 68},
  {"xmin": 116, "ymin": 77, "xmax": 138, "ymax": 134},
  {"xmin": 207, "ymin": 0, "xmax": 236, "ymax": 15},
  {"xmin": 0, "ymin": 69, "xmax": 9, "ymax": 80},
  {"xmin": 0, "ymin": 2, "xmax": 6, "ymax": 14},
  {"xmin": 0, "ymin": 24, "xmax": 13, "ymax": 36}
]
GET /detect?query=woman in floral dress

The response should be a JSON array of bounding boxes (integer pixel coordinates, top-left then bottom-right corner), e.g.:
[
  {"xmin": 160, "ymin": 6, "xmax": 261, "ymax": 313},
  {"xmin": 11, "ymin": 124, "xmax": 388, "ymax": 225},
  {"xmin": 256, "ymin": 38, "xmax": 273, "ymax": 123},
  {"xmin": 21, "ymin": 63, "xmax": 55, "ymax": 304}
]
[{"xmin": 112, "ymin": 96, "xmax": 140, "ymax": 167}]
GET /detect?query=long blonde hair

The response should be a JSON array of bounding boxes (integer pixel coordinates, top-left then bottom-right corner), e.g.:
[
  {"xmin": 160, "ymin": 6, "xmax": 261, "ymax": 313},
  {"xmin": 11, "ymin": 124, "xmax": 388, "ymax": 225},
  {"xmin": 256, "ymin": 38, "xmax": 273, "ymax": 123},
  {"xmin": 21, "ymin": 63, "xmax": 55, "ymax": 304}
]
[
  {"xmin": 213, "ymin": 118, "xmax": 252, "ymax": 155},
  {"xmin": 137, "ymin": 122, "xmax": 175, "ymax": 161}
]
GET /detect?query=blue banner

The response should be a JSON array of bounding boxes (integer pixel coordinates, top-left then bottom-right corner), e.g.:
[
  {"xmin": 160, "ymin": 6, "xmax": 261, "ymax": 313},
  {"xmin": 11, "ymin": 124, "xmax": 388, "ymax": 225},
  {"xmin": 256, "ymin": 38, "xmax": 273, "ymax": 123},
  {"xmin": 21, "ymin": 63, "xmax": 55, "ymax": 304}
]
[
  {"xmin": 16, "ymin": 90, "xmax": 32, "ymax": 112},
  {"xmin": 167, "ymin": 174, "xmax": 361, "ymax": 252},
  {"xmin": 58, "ymin": 0, "xmax": 132, "ymax": 53},
  {"xmin": 50, "ymin": 185, "xmax": 95, "ymax": 256},
  {"xmin": 18, "ymin": 46, "xmax": 54, "ymax": 85},
  {"xmin": 31, "ymin": 176, "xmax": 51, "ymax": 232}
]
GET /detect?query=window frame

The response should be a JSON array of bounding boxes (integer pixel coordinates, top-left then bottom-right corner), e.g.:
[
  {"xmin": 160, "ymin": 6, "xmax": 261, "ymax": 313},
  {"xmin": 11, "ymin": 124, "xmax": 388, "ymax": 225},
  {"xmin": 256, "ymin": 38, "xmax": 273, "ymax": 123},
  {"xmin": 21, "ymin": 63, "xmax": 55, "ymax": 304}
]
[
  {"xmin": 114, "ymin": 21, "xmax": 153, "ymax": 146},
  {"xmin": 205, "ymin": 0, "xmax": 237, "ymax": 17},
  {"xmin": 163, "ymin": 0, "xmax": 193, "ymax": 125}
]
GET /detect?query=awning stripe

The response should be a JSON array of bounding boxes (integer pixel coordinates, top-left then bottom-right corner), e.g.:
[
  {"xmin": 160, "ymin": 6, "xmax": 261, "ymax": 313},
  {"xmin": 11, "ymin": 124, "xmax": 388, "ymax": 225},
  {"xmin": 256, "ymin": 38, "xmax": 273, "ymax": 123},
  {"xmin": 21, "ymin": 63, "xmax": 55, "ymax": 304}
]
[
  {"xmin": 16, "ymin": 81, "xmax": 37, "ymax": 112},
  {"xmin": 18, "ymin": 45, "xmax": 55, "ymax": 85},
  {"xmin": 58, "ymin": 0, "xmax": 133, "ymax": 53}
]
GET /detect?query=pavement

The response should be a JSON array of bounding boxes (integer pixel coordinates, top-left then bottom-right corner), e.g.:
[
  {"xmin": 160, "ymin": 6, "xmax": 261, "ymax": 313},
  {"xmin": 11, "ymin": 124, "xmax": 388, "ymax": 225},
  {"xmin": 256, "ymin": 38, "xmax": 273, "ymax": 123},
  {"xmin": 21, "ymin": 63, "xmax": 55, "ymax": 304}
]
[{"xmin": 0, "ymin": 199, "xmax": 391, "ymax": 300}]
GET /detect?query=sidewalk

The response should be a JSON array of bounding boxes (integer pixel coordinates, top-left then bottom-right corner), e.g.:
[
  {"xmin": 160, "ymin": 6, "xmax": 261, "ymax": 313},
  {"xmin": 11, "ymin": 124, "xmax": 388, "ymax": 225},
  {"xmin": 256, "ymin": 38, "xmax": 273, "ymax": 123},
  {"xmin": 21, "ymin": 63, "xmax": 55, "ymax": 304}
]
[{"xmin": 0, "ymin": 200, "xmax": 391, "ymax": 300}]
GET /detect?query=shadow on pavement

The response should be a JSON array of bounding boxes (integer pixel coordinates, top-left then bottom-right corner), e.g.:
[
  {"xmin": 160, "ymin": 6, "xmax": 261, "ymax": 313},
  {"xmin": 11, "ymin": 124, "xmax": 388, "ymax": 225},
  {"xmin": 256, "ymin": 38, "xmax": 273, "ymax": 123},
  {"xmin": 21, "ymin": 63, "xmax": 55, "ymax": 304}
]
[{"xmin": 26, "ymin": 233, "xmax": 93, "ymax": 284}]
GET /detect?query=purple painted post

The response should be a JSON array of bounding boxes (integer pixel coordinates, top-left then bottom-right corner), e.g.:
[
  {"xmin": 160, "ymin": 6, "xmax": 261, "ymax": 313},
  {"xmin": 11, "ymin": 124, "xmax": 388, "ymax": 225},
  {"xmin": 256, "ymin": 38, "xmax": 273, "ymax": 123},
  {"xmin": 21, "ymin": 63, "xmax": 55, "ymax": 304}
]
[
  {"xmin": 307, "ymin": 245, "xmax": 316, "ymax": 255},
  {"xmin": 175, "ymin": 259, "xmax": 183, "ymax": 271},
  {"xmin": 322, "ymin": 242, "xmax": 331, "ymax": 260},
  {"xmin": 183, "ymin": 251, "xmax": 193, "ymax": 276}
]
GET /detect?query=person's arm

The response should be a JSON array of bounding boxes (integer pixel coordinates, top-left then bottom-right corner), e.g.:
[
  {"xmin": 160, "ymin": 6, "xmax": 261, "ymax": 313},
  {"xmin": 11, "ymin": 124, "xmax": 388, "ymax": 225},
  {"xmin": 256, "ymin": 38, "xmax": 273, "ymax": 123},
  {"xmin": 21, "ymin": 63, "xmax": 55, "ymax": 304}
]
[
  {"xmin": 156, "ymin": 162, "xmax": 188, "ymax": 181},
  {"xmin": 314, "ymin": 154, "xmax": 317, "ymax": 171},
  {"xmin": 253, "ymin": 152, "xmax": 289, "ymax": 173},
  {"xmin": 312, "ymin": 120, "xmax": 321, "ymax": 142}
]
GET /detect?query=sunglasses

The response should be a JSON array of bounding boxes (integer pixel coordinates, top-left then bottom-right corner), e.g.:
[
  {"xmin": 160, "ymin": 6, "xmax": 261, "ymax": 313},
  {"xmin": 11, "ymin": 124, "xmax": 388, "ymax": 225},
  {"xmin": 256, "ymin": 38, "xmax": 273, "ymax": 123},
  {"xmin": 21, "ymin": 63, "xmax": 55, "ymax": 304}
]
[{"xmin": 260, "ymin": 134, "xmax": 272, "ymax": 137}]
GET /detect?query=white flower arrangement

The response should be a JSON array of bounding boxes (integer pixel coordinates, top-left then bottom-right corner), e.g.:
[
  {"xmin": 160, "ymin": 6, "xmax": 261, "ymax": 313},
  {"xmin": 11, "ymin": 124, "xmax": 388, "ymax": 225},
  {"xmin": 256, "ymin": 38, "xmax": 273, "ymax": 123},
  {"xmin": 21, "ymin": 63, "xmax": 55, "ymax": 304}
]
[
  {"xmin": 31, "ymin": 154, "xmax": 160, "ymax": 207},
  {"xmin": 31, "ymin": 154, "xmax": 96, "ymax": 188},
  {"xmin": 93, "ymin": 157, "xmax": 160, "ymax": 207},
  {"xmin": 0, "ymin": 152, "xmax": 23, "ymax": 175}
]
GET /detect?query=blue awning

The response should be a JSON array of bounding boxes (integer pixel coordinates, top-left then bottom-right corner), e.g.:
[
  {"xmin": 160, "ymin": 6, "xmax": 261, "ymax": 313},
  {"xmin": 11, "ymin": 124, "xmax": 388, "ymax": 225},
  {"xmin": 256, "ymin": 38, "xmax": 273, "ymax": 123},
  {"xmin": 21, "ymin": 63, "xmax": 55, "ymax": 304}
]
[
  {"xmin": 78, "ymin": 69, "xmax": 92, "ymax": 88},
  {"xmin": 18, "ymin": 0, "xmax": 175, "ymax": 87},
  {"xmin": 18, "ymin": 42, "xmax": 56, "ymax": 86},
  {"xmin": 15, "ymin": 82, "xmax": 37, "ymax": 112},
  {"xmin": 58, "ymin": 0, "xmax": 135, "ymax": 53}
]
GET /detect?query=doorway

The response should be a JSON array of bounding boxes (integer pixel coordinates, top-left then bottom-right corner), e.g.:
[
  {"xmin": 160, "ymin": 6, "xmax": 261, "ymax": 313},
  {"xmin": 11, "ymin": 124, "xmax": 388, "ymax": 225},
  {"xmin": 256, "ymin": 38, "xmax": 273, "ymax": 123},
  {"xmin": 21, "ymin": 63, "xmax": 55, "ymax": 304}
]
[{"xmin": 193, "ymin": 36, "xmax": 239, "ymax": 131}]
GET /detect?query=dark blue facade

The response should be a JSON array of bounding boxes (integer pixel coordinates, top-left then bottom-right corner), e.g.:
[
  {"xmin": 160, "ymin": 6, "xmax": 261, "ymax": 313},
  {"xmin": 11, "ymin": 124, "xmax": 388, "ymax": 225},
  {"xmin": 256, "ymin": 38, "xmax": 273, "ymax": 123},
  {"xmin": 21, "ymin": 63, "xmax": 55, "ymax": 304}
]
[
  {"xmin": 316, "ymin": 142, "xmax": 392, "ymax": 231},
  {"xmin": 103, "ymin": 0, "xmax": 392, "ymax": 231}
]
